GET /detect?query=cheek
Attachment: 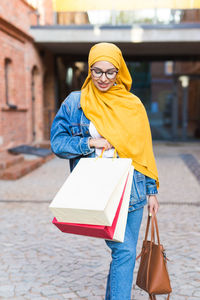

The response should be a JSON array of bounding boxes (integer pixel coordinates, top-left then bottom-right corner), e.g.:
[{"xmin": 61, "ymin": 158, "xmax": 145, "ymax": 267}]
[
  {"xmin": 91, "ymin": 77, "xmax": 98, "ymax": 86},
  {"xmin": 92, "ymin": 79, "xmax": 101, "ymax": 90},
  {"xmin": 93, "ymin": 80, "xmax": 99, "ymax": 87}
]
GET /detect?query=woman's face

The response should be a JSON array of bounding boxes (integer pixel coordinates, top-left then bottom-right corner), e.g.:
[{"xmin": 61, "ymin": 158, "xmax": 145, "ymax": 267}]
[{"xmin": 90, "ymin": 61, "xmax": 118, "ymax": 92}]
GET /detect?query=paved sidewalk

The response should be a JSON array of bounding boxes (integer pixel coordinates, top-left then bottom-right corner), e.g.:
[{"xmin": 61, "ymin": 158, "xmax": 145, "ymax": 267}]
[{"xmin": 0, "ymin": 143, "xmax": 200, "ymax": 300}]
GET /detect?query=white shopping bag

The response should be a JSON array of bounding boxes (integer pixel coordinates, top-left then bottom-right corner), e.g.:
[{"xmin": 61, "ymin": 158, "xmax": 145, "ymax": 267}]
[
  {"xmin": 49, "ymin": 157, "xmax": 133, "ymax": 226},
  {"xmin": 111, "ymin": 165, "xmax": 134, "ymax": 242}
]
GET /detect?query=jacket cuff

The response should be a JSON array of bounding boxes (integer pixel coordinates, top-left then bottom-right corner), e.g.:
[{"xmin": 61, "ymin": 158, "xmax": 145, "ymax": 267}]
[
  {"xmin": 145, "ymin": 175, "xmax": 158, "ymax": 195},
  {"xmin": 80, "ymin": 137, "xmax": 94, "ymax": 156},
  {"xmin": 146, "ymin": 186, "xmax": 158, "ymax": 195}
]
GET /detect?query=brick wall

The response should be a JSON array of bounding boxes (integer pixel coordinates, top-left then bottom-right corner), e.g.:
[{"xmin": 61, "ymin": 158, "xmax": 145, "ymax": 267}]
[
  {"xmin": 24, "ymin": 42, "xmax": 44, "ymax": 144},
  {"xmin": 0, "ymin": 0, "xmax": 47, "ymax": 151},
  {"xmin": 0, "ymin": 0, "xmax": 37, "ymax": 33}
]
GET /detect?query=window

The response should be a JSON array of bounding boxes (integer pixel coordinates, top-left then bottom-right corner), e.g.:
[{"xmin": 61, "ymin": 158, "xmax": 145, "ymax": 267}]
[{"xmin": 4, "ymin": 58, "xmax": 17, "ymax": 109}]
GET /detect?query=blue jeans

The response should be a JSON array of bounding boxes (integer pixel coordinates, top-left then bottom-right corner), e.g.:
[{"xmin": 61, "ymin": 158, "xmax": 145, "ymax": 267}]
[{"xmin": 105, "ymin": 207, "xmax": 144, "ymax": 300}]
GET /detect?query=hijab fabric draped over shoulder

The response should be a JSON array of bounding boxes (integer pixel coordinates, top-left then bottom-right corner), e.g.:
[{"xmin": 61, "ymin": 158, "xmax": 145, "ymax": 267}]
[{"xmin": 81, "ymin": 43, "xmax": 159, "ymax": 188}]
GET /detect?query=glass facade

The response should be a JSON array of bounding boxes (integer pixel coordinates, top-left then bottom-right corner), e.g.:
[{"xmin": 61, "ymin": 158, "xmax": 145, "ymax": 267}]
[{"xmin": 55, "ymin": 57, "xmax": 200, "ymax": 141}]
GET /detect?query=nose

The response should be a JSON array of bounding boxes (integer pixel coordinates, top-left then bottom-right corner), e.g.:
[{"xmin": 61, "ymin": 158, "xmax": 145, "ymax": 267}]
[{"xmin": 100, "ymin": 72, "xmax": 107, "ymax": 81}]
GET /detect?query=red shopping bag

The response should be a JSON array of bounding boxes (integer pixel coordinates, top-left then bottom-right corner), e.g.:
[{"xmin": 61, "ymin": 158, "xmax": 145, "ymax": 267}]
[{"xmin": 52, "ymin": 173, "xmax": 129, "ymax": 240}]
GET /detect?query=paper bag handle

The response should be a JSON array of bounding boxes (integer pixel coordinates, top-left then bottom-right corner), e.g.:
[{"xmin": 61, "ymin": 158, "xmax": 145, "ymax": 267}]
[{"xmin": 99, "ymin": 147, "xmax": 117, "ymax": 158}]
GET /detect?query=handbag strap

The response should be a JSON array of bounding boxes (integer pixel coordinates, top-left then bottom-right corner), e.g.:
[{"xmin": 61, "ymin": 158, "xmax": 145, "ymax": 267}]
[
  {"xmin": 144, "ymin": 213, "xmax": 151, "ymax": 242},
  {"xmin": 148, "ymin": 213, "xmax": 161, "ymax": 245},
  {"xmin": 152, "ymin": 213, "xmax": 161, "ymax": 245},
  {"xmin": 146, "ymin": 213, "xmax": 161, "ymax": 289},
  {"xmin": 136, "ymin": 213, "xmax": 156, "ymax": 260},
  {"xmin": 136, "ymin": 213, "xmax": 161, "ymax": 261},
  {"xmin": 136, "ymin": 214, "xmax": 154, "ymax": 260}
]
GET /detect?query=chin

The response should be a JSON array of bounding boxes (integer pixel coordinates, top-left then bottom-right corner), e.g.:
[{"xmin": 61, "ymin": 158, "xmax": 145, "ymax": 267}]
[{"xmin": 99, "ymin": 88, "xmax": 109, "ymax": 92}]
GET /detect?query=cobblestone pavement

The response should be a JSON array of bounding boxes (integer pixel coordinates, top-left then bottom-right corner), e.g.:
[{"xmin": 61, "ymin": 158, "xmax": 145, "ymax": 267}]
[{"xmin": 0, "ymin": 143, "xmax": 200, "ymax": 300}]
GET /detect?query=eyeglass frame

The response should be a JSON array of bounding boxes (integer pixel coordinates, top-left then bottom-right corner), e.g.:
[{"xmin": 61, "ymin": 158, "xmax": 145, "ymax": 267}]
[{"xmin": 90, "ymin": 67, "xmax": 118, "ymax": 80}]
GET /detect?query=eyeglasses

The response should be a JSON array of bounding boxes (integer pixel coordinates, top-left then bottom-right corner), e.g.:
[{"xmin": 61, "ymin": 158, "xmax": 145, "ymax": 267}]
[{"xmin": 91, "ymin": 67, "xmax": 118, "ymax": 80}]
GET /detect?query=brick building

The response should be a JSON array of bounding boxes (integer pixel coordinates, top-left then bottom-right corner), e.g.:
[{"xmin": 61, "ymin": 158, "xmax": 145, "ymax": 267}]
[
  {"xmin": 0, "ymin": 0, "xmax": 91, "ymax": 153},
  {"xmin": 0, "ymin": 0, "xmax": 55, "ymax": 152}
]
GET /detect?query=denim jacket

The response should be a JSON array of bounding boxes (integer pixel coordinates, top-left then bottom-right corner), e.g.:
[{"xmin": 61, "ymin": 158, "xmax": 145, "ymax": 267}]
[{"xmin": 51, "ymin": 91, "xmax": 158, "ymax": 212}]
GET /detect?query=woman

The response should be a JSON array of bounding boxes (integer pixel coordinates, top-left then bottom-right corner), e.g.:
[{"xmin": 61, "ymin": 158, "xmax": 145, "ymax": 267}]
[{"xmin": 51, "ymin": 42, "xmax": 159, "ymax": 300}]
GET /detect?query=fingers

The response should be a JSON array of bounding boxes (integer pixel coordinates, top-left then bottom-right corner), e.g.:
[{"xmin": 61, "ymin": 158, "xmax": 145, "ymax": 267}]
[
  {"xmin": 150, "ymin": 203, "xmax": 159, "ymax": 214},
  {"xmin": 149, "ymin": 204, "xmax": 159, "ymax": 215},
  {"xmin": 91, "ymin": 138, "xmax": 113, "ymax": 150},
  {"xmin": 104, "ymin": 140, "xmax": 112, "ymax": 150},
  {"xmin": 101, "ymin": 138, "xmax": 112, "ymax": 150},
  {"xmin": 148, "ymin": 195, "xmax": 159, "ymax": 216},
  {"xmin": 154, "ymin": 205, "xmax": 159, "ymax": 214},
  {"xmin": 148, "ymin": 207, "xmax": 157, "ymax": 217},
  {"xmin": 148, "ymin": 205, "xmax": 155, "ymax": 216}
]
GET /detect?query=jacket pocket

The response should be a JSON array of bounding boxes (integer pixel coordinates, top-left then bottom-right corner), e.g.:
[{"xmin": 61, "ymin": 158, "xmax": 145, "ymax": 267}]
[
  {"xmin": 130, "ymin": 170, "xmax": 146, "ymax": 202},
  {"xmin": 69, "ymin": 125, "xmax": 81, "ymax": 136}
]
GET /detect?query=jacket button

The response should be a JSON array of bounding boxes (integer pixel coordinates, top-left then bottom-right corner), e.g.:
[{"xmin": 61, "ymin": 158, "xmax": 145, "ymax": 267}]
[{"xmin": 86, "ymin": 131, "xmax": 89, "ymax": 134}]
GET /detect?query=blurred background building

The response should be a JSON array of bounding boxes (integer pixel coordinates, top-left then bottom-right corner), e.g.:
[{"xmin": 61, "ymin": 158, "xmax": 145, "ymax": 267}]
[{"xmin": 1, "ymin": 0, "xmax": 200, "ymax": 152}]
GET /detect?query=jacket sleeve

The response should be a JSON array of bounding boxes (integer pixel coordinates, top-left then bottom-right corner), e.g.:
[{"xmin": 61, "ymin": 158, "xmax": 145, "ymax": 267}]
[
  {"xmin": 145, "ymin": 176, "xmax": 158, "ymax": 195},
  {"xmin": 50, "ymin": 98, "xmax": 94, "ymax": 159}
]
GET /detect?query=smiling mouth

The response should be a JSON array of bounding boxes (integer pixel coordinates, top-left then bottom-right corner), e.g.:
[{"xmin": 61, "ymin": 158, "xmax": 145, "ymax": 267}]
[{"xmin": 98, "ymin": 83, "xmax": 109, "ymax": 88}]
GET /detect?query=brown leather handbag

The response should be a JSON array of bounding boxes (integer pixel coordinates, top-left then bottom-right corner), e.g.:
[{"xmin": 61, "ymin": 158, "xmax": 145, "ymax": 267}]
[{"xmin": 136, "ymin": 213, "xmax": 172, "ymax": 300}]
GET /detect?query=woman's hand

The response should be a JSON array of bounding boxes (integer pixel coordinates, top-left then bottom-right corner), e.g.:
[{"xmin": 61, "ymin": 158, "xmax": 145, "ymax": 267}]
[
  {"xmin": 89, "ymin": 138, "xmax": 113, "ymax": 150},
  {"xmin": 148, "ymin": 195, "xmax": 159, "ymax": 215}
]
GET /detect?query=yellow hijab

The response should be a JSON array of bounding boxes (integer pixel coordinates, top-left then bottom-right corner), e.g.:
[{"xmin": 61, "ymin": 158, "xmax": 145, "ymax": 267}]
[{"xmin": 81, "ymin": 43, "xmax": 159, "ymax": 187}]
